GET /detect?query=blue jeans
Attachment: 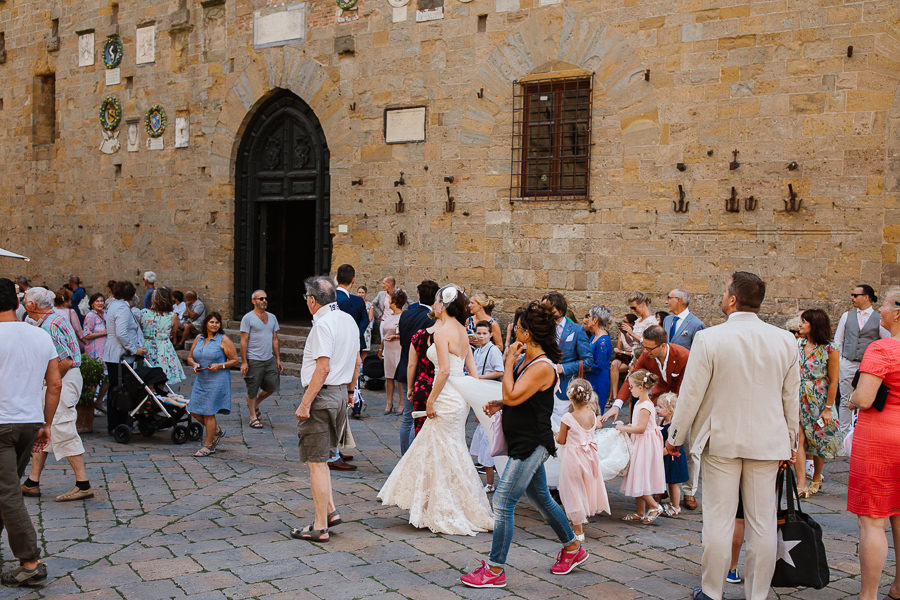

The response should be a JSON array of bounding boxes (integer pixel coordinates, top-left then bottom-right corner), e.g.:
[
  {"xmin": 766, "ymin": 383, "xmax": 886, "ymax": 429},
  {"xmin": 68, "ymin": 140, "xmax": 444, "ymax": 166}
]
[
  {"xmin": 399, "ymin": 393, "xmax": 415, "ymax": 455},
  {"xmin": 488, "ymin": 446, "xmax": 575, "ymax": 568}
]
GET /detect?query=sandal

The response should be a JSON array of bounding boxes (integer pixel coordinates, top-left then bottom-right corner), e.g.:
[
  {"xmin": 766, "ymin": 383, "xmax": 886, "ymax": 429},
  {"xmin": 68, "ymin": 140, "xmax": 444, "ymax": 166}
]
[
  {"xmin": 808, "ymin": 477, "xmax": 823, "ymax": 495},
  {"xmin": 193, "ymin": 446, "xmax": 215, "ymax": 457},
  {"xmin": 642, "ymin": 506, "xmax": 663, "ymax": 524},
  {"xmin": 798, "ymin": 486, "xmax": 811, "ymax": 499},
  {"xmin": 328, "ymin": 510, "xmax": 343, "ymax": 527},
  {"xmin": 884, "ymin": 592, "xmax": 900, "ymax": 600},
  {"xmin": 249, "ymin": 418, "xmax": 263, "ymax": 429},
  {"xmin": 210, "ymin": 429, "xmax": 225, "ymax": 450},
  {"xmin": 621, "ymin": 512, "xmax": 643, "ymax": 522},
  {"xmin": 290, "ymin": 524, "xmax": 329, "ymax": 542}
]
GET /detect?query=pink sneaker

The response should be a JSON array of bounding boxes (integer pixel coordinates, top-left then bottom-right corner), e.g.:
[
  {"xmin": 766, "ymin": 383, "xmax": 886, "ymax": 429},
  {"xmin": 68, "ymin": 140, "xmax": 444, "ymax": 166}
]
[
  {"xmin": 460, "ymin": 560, "xmax": 507, "ymax": 588},
  {"xmin": 551, "ymin": 544, "xmax": 589, "ymax": 575}
]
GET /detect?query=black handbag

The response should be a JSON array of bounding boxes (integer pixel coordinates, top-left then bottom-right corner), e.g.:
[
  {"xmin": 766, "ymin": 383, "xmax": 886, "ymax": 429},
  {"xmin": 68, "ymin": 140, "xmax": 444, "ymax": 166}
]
[
  {"xmin": 771, "ymin": 467, "xmax": 830, "ymax": 589},
  {"xmin": 851, "ymin": 369, "xmax": 889, "ymax": 412}
]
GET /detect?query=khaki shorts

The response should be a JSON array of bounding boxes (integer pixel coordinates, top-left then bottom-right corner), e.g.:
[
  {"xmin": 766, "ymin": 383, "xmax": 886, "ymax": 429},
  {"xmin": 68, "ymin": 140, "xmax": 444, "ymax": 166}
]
[
  {"xmin": 43, "ymin": 368, "xmax": 85, "ymax": 461},
  {"xmin": 244, "ymin": 357, "xmax": 280, "ymax": 398},
  {"xmin": 297, "ymin": 385, "xmax": 347, "ymax": 463}
]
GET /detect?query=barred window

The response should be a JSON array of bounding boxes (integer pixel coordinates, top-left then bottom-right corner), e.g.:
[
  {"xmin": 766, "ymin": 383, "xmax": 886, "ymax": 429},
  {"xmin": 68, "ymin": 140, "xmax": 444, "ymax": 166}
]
[{"xmin": 511, "ymin": 75, "xmax": 592, "ymax": 199}]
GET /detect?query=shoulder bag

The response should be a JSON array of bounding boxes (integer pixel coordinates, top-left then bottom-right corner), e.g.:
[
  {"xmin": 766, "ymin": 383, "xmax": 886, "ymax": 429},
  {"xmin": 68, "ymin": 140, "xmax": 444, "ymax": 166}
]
[{"xmin": 771, "ymin": 466, "xmax": 829, "ymax": 589}]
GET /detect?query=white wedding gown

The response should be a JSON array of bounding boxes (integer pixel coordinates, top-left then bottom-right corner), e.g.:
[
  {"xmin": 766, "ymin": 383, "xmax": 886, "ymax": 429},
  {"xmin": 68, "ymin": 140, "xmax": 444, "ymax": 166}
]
[{"xmin": 378, "ymin": 345, "xmax": 499, "ymax": 536}]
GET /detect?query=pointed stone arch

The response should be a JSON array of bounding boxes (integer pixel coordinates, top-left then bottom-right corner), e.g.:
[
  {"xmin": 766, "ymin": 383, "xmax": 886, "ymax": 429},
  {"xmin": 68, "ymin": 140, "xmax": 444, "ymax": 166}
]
[{"xmin": 209, "ymin": 47, "xmax": 353, "ymax": 184}]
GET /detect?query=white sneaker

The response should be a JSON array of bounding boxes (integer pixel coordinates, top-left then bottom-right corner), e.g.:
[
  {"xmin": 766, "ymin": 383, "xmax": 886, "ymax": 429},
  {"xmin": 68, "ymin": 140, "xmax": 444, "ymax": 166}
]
[{"xmin": 483, "ymin": 484, "xmax": 495, "ymax": 493}]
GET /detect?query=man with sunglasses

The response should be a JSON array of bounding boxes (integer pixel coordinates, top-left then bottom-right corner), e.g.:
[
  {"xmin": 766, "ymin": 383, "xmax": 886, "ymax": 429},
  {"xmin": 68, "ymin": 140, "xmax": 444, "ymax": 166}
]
[
  {"xmin": 833, "ymin": 284, "xmax": 890, "ymax": 438},
  {"xmin": 240, "ymin": 289, "xmax": 283, "ymax": 429}
]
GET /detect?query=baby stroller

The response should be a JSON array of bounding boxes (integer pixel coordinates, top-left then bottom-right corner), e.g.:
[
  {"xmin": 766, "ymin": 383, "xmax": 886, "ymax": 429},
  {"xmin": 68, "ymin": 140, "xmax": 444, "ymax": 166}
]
[
  {"xmin": 110, "ymin": 358, "xmax": 202, "ymax": 445},
  {"xmin": 361, "ymin": 354, "xmax": 385, "ymax": 391}
]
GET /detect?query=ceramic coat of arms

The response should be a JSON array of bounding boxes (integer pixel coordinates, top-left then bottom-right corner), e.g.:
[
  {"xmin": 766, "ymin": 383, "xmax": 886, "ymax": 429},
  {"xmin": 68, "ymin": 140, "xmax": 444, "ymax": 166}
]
[
  {"xmin": 99, "ymin": 96, "xmax": 122, "ymax": 130},
  {"xmin": 145, "ymin": 105, "xmax": 167, "ymax": 138},
  {"xmin": 103, "ymin": 37, "xmax": 123, "ymax": 69}
]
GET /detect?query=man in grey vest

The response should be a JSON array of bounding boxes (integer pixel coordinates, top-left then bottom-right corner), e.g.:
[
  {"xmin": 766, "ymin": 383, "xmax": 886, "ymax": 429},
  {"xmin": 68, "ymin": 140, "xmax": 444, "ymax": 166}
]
[{"xmin": 834, "ymin": 284, "xmax": 890, "ymax": 437}]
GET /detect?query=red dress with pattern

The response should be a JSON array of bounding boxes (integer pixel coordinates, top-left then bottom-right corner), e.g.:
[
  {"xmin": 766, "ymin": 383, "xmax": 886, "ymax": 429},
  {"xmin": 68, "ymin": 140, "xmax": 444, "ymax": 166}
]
[
  {"xmin": 847, "ymin": 338, "xmax": 900, "ymax": 518},
  {"xmin": 410, "ymin": 329, "xmax": 435, "ymax": 435}
]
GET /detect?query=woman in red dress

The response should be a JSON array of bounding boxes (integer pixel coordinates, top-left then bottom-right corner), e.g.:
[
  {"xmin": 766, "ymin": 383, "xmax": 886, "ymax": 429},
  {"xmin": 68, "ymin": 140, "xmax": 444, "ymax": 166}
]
[
  {"xmin": 847, "ymin": 286, "xmax": 900, "ymax": 600},
  {"xmin": 407, "ymin": 318, "xmax": 442, "ymax": 435}
]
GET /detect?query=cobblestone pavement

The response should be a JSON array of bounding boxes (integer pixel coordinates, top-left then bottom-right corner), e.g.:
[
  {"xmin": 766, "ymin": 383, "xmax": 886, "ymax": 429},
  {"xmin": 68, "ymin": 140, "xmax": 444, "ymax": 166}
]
[{"xmin": 1, "ymin": 373, "xmax": 894, "ymax": 600}]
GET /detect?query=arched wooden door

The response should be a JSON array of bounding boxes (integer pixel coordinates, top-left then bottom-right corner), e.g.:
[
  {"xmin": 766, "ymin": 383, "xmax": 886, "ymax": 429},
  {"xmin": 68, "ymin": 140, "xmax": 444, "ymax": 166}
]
[{"xmin": 234, "ymin": 90, "xmax": 331, "ymax": 321}]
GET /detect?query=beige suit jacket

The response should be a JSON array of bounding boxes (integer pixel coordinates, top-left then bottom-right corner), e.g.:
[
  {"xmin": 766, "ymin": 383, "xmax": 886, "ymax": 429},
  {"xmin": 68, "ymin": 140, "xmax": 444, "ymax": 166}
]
[{"xmin": 667, "ymin": 312, "xmax": 800, "ymax": 460}]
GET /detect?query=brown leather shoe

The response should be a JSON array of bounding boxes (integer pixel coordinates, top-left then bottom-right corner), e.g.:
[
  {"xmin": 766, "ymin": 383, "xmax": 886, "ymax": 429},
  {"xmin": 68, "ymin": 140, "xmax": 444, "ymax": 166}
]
[
  {"xmin": 20, "ymin": 482, "xmax": 40, "ymax": 497},
  {"xmin": 341, "ymin": 455, "xmax": 354, "ymax": 462},
  {"xmin": 328, "ymin": 459, "xmax": 357, "ymax": 471},
  {"xmin": 683, "ymin": 495, "xmax": 698, "ymax": 510}
]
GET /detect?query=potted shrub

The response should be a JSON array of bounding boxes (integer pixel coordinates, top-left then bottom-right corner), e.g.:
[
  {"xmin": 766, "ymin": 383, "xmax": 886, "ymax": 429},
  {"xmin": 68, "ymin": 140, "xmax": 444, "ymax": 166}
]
[{"xmin": 77, "ymin": 354, "xmax": 107, "ymax": 433}]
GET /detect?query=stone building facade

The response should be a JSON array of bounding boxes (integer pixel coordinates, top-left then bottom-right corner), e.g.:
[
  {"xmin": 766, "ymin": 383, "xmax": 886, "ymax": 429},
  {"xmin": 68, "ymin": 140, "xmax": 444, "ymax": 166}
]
[{"xmin": 1, "ymin": 0, "xmax": 897, "ymax": 325}]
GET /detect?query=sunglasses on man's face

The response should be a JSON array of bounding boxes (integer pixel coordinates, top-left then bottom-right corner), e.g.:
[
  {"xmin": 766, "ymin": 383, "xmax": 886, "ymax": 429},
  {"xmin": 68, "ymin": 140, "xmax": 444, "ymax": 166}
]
[
  {"xmin": 850, "ymin": 293, "xmax": 864, "ymax": 298},
  {"xmin": 629, "ymin": 305, "xmax": 638, "ymax": 311}
]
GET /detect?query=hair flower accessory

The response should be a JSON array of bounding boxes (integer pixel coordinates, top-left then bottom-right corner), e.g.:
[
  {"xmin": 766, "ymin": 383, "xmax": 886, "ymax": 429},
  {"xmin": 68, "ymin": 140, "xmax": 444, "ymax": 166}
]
[{"xmin": 441, "ymin": 286, "xmax": 458, "ymax": 304}]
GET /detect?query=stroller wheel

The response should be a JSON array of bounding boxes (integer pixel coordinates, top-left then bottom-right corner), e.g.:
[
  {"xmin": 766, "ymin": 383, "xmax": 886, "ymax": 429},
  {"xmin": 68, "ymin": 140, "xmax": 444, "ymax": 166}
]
[
  {"xmin": 171, "ymin": 425, "xmax": 189, "ymax": 445},
  {"xmin": 139, "ymin": 420, "xmax": 157, "ymax": 437},
  {"xmin": 188, "ymin": 422, "xmax": 204, "ymax": 441},
  {"xmin": 112, "ymin": 424, "xmax": 132, "ymax": 444}
]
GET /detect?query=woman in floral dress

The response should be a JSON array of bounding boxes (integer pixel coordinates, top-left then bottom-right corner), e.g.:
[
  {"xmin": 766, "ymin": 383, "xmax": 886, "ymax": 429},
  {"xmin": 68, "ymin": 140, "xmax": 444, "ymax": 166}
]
[
  {"xmin": 796, "ymin": 308, "xmax": 841, "ymax": 496},
  {"xmin": 140, "ymin": 288, "xmax": 186, "ymax": 385},
  {"xmin": 408, "ymin": 318, "xmax": 442, "ymax": 435}
]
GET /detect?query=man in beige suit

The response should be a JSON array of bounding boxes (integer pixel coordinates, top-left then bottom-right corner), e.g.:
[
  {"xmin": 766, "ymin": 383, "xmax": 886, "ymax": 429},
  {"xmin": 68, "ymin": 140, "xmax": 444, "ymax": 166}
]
[{"xmin": 666, "ymin": 272, "xmax": 800, "ymax": 600}]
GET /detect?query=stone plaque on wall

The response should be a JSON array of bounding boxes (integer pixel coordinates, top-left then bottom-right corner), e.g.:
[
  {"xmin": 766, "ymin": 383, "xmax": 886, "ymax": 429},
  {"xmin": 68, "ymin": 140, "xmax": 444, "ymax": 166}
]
[
  {"xmin": 105, "ymin": 68, "xmax": 121, "ymax": 86},
  {"xmin": 253, "ymin": 4, "xmax": 306, "ymax": 49},
  {"xmin": 147, "ymin": 137, "xmax": 164, "ymax": 150},
  {"xmin": 416, "ymin": 0, "xmax": 444, "ymax": 21},
  {"xmin": 136, "ymin": 25, "xmax": 155, "ymax": 64},
  {"xmin": 126, "ymin": 120, "xmax": 139, "ymax": 152},
  {"xmin": 496, "ymin": 0, "xmax": 519, "ymax": 11},
  {"xmin": 78, "ymin": 32, "xmax": 94, "ymax": 67},
  {"xmin": 384, "ymin": 106, "xmax": 426, "ymax": 144},
  {"xmin": 175, "ymin": 116, "xmax": 189, "ymax": 148}
]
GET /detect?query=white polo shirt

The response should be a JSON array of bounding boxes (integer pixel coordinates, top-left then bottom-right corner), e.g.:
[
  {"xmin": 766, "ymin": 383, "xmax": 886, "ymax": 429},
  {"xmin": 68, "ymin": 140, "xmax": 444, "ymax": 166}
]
[{"xmin": 301, "ymin": 302, "xmax": 359, "ymax": 388}]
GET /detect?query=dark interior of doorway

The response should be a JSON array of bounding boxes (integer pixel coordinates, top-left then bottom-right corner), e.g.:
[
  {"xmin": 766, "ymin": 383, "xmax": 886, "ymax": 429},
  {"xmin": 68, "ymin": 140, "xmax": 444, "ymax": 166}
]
[{"xmin": 263, "ymin": 200, "xmax": 316, "ymax": 324}]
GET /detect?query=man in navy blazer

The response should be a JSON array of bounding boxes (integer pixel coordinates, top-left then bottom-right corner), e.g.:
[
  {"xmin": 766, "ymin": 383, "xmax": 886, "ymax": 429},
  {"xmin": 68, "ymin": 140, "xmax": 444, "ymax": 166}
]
[
  {"xmin": 541, "ymin": 292, "xmax": 593, "ymax": 415},
  {"xmin": 396, "ymin": 280, "xmax": 439, "ymax": 454},
  {"xmin": 663, "ymin": 289, "xmax": 705, "ymax": 351},
  {"xmin": 335, "ymin": 264, "xmax": 369, "ymax": 352}
]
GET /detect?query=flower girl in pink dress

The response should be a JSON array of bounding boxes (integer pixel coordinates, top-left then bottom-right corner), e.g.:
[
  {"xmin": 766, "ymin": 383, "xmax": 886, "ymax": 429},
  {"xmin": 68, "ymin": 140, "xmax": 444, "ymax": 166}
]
[
  {"xmin": 556, "ymin": 379, "xmax": 610, "ymax": 541},
  {"xmin": 616, "ymin": 369, "xmax": 666, "ymax": 524}
]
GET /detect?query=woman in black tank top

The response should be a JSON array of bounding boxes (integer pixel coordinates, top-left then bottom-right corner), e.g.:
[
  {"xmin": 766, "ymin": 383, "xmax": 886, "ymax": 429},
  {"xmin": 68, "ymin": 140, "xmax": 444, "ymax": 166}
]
[{"xmin": 461, "ymin": 302, "xmax": 589, "ymax": 589}]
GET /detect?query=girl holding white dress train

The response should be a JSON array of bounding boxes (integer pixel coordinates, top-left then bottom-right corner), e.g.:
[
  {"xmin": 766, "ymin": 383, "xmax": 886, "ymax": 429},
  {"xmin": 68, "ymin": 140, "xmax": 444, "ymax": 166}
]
[{"xmin": 378, "ymin": 285, "xmax": 496, "ymax": 536}]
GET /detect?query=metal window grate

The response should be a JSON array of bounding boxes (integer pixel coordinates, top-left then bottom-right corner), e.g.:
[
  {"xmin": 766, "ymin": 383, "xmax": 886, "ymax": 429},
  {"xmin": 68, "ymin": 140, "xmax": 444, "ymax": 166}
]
[{"xmin": 510, "ymin": 74, "xmax": 593, "ymax": 202}]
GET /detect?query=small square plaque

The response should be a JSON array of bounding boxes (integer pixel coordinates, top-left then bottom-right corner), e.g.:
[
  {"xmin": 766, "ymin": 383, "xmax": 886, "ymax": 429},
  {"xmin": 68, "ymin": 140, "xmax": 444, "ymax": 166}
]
[
  {"xmin": 105, "ymin": 67, "xmax": 121, "ymax": 86},
  {"xmin": 392, "ymin": 6, "xmax": 407, "ymax": 22},
  {"xmin": 147, "ymin": 137, "xmax": 164, "ymax": 150},
  {"xmin": 384, "ymin": 106, "xmax": 426, "ymax": 144},
  {"xmin": 254, "ymin": 4, "xmax": 306, "ymax": 49}
]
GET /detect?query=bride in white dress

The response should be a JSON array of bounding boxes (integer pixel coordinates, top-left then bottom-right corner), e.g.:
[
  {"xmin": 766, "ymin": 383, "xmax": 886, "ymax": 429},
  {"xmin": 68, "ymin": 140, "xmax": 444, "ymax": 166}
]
[{"xmin": 378, "ymin": 285, "xmax": 500, "ymax": 536}]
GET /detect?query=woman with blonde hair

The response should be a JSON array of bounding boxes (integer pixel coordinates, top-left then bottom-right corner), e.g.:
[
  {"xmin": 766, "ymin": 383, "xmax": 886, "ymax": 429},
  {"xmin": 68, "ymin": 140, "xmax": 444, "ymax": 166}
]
[{"xmin": 467, "ymin": 291, "xmax": 503, "ymax": 349}]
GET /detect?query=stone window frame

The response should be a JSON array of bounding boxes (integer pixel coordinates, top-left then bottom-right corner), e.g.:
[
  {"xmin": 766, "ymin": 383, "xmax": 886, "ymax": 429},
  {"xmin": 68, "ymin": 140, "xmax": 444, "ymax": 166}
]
[{"xmin": 510, "ymin": 74, "xmax": 593, "ymax": 202}]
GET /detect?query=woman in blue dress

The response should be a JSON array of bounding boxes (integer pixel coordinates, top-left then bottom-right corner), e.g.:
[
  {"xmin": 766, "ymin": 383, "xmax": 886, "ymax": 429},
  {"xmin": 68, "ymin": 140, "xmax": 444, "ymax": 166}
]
[
  {"xmin": 583, "ymin": 306, "xmax": 613, "ymax": 414},
  {"xmin": 187, "ymin": 312, "xmax": 238, "ymax": 457}
]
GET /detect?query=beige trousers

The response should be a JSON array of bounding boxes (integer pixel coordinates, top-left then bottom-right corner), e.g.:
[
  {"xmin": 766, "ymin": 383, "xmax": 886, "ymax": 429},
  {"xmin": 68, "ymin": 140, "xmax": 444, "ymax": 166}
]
[{"xmin": 700, "ymin": 453, "xmax": 780, "ymax": 600}]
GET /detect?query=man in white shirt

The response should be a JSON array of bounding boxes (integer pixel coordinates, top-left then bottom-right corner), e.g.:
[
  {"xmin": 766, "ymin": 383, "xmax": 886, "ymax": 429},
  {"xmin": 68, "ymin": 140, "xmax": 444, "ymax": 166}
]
[
  {"xmin": 833, "ymin": 284, "xmax": 890, "ymax": 437},
  {"xmin": 609, "ymin": 292, "xmax": 656, "ymax": 404},
  {"xmin": 0, "ymin": 278, "xmax": 61, "ymax": 587},
  {"xmin": 291, "ymin": 276, "xmax": 361, "ymax": 543}
]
